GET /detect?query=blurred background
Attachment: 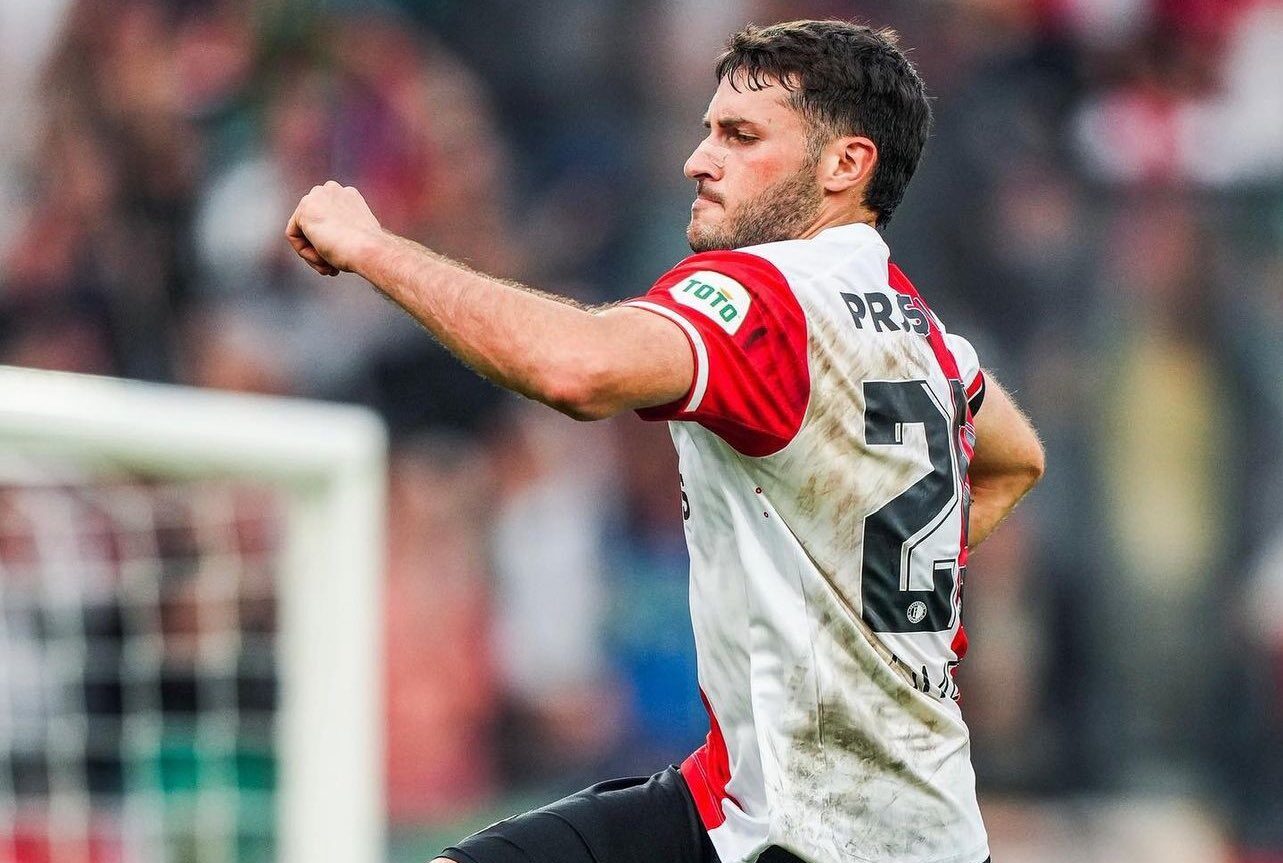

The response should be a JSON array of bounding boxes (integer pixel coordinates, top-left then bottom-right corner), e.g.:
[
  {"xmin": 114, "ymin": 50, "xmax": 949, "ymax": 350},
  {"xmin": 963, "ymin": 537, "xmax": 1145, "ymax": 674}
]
[{"xmin": 1, "ymin": 0, "xmax": 1282, "ymax": 860}]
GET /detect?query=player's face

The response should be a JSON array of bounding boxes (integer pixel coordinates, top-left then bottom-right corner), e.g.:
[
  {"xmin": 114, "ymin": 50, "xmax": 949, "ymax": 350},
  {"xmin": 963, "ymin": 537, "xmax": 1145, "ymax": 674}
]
[{"xmin": 684, "ymin": 74, "xmax": 823, "ymax": 253}]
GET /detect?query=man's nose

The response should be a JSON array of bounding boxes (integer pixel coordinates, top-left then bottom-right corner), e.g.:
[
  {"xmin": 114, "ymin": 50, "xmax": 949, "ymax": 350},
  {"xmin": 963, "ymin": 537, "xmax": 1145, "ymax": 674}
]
[{"xmin": 684, "ymin": 139, "xmax": 726, "ymax": 181}]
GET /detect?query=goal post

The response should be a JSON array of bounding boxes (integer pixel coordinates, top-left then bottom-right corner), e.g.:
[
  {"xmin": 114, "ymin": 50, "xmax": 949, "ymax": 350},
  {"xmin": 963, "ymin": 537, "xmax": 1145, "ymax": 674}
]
[{"xmin": 0, "ymin": 365, "xmax": 387, "ymax": 863}]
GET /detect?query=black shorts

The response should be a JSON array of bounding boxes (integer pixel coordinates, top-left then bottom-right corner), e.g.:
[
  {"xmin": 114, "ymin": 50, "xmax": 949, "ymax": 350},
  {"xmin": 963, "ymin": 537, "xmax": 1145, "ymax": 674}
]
[
  {"xmin": 439, "ymin": 766, "xmax": 989, "ymax": 863},
  {"xmin": 441, "ymin": 767, "xmax": 719, "ymax": 863}
]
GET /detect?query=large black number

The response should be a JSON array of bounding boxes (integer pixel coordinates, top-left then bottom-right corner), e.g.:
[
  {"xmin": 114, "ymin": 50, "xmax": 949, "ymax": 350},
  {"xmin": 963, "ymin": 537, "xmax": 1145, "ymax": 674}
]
[{"xmin": 860, "ymin": 379, "xmax": 968, "ymax": 633}]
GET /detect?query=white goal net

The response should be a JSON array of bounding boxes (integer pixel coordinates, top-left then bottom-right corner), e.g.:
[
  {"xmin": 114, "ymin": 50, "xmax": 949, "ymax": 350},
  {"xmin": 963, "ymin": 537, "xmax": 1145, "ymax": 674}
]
[{"xmin": 0, "ymin": 366, "xmax": 386, "ymax": 863}]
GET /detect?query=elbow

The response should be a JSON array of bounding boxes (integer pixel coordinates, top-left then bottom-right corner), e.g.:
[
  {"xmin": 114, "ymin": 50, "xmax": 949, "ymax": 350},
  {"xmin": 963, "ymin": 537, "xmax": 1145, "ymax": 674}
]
[
  {"xmin": 556, "ymin": 400, "xmax": 618, "ymax": 423},
  {"xmin": 974, "ymin": 440, "xmax": 1045, "ymax": 501},
  {"xmin": 541, "ymin": 364, "xmax": 624, "ymax": 422},
  {"xmin": 1021, "ymin": 439, "xmax": 1046, "ymax": 492}
]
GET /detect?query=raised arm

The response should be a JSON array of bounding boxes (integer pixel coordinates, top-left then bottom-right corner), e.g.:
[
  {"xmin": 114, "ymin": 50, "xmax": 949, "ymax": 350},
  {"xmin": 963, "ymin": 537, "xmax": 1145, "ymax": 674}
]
[
  {"xmin": 966, "ymin": 373, "xmax": 1044, "ymax": 547},
  {"xmin": 285, "ymin": 181, "xmax": 692, "ymax": 420}
]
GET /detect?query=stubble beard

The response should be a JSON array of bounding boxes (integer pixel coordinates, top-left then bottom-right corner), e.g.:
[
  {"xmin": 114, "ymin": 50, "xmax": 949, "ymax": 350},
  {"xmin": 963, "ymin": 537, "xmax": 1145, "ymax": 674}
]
[{"xmin": 687, "ymin": 161, "xmax": 823, "ymax": 253}]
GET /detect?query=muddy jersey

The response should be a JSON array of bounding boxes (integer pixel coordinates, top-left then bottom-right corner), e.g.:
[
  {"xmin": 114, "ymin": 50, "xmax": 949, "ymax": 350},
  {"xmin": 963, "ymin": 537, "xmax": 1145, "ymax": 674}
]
[{"xmin": 623, "ymin": 223, "xmax": 989, "ymax": 863}]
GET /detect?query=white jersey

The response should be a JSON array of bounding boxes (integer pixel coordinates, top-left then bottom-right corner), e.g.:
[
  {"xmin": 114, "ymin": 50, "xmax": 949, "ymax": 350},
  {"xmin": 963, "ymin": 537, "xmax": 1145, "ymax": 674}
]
[{"xmin": 623, "ymin": 223, "xmax": 989, "ymax": 863}]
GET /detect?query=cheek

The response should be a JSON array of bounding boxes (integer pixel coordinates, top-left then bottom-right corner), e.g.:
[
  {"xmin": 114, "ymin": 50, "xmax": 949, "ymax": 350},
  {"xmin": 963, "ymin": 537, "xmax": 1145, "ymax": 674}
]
[{"xmin": 727, "ymin": 149, "xmax": 797, "ymax": 207}]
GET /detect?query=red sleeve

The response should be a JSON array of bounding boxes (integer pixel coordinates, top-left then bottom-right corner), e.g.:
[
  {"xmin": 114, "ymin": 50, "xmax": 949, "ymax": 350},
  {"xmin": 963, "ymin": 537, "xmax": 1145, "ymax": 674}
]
[{"xmin": 623, "ymin": 250, "xmax": 808, "ymax": 457}]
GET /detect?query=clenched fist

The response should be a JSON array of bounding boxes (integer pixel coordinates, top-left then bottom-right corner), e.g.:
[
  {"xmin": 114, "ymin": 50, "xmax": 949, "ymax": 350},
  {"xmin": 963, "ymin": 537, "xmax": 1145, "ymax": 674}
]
[{"xmin": 286, "ymin": 181, "xmax": 383, "ymax": 276}]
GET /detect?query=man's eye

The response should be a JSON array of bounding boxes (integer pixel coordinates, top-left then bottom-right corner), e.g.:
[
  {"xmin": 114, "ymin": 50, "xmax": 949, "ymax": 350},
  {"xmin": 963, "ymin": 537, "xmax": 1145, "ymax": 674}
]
[{"xmin": 730, "ymin": 132, "xmax": 756, "ymax": 143}]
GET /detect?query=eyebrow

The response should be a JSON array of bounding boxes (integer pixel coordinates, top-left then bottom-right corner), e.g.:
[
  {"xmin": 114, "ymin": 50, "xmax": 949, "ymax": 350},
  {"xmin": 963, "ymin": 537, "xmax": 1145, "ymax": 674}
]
[{"xmin": 701, "ymin": 115, "xmax": 757, "ymax": 130}]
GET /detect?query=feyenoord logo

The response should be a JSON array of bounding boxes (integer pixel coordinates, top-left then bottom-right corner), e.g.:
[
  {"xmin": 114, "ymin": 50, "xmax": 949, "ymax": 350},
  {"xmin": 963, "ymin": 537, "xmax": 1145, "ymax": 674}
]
[{"xmin": 906, "ymin": 601, "xmax": 927, "ymax": 624}]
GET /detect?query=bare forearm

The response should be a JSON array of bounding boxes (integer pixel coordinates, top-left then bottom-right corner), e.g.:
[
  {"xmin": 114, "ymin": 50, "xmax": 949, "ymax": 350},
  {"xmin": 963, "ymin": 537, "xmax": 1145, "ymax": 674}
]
[
  {"xmin": 968, "ymin": 476, "xmax": 1036, "ymax": 547},
  {"xmin": 965, "ymin": 374, "xmax": 1044, "ymax": 547},
  {"xmin": 352, "ymin": 230, "xmax": 597, "ymax": 406},
  {"xmin": 286, "ymin": 182, "xmax": 692, "ymax": 419}
]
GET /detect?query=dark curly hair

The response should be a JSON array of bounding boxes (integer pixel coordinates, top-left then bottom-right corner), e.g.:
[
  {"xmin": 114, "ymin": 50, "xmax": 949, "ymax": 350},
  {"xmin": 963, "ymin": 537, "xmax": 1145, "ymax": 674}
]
[{"xmin": 715, "ymin": 20, "xmax": 932, "ymax": 227}]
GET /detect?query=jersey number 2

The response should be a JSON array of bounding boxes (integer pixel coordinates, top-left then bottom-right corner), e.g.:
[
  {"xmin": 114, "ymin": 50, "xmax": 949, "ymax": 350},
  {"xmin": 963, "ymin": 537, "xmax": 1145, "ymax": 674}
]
[{"xmin": 860, "ymin": 379, "xmax": 968, "ymax": 634}]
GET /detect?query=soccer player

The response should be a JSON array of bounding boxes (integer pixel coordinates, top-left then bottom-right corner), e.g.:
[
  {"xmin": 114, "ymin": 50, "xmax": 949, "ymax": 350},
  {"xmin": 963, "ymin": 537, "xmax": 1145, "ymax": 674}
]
[{"xmin": 287, "ymin": 19, "xmax": 1043, "ymax": 863}]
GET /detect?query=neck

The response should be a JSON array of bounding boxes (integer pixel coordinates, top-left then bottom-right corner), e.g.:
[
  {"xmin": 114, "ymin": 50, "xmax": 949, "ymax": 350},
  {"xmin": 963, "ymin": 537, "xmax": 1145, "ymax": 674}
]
[{"xmin": 797, "ymin": 205, "xmax": 878, "ymax": 239}]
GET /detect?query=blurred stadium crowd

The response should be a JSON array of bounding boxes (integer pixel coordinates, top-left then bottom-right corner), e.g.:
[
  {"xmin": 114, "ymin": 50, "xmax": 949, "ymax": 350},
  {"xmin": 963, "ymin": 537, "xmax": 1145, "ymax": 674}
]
[{"xmin": 2, "ymin": 0, "xmax": 1283, "ymax": 858}]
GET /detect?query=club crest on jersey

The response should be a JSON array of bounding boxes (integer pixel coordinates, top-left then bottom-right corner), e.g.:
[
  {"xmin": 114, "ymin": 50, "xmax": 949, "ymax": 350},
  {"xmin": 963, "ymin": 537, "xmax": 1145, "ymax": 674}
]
[{"xmin": 669, "ymin": 271, "xmax": 751, "ymax": 335}]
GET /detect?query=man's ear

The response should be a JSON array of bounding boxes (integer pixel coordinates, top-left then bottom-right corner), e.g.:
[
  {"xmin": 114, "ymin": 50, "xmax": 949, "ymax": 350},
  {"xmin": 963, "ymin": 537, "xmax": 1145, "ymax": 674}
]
[{"xmin": 820, "ymin": 136, "xmax": 878, "ymax": 194}]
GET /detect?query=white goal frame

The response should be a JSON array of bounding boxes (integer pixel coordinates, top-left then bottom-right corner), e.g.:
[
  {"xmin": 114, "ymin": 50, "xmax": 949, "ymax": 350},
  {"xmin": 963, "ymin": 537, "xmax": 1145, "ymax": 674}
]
[{"xmin": 0, "ymin": 365, "xmax": 386, "ymax": 863}]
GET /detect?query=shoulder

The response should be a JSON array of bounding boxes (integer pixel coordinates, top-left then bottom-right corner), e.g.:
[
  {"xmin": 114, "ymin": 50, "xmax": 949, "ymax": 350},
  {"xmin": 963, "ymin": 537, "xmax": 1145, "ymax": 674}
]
[
  {"xmin": 654, "ymin": 223, "xmax": 890, "ymax": 301},
  {"xmin": 737, "ymin": 223, "xmax": 889, "ymax": 291},
  {"xmin": 660, "ymin": 248, "xmax": 792, "ymax": 293},
  {"xmin": 647, "ymin": 249, "xmax": 799, "ymax": 338}
]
